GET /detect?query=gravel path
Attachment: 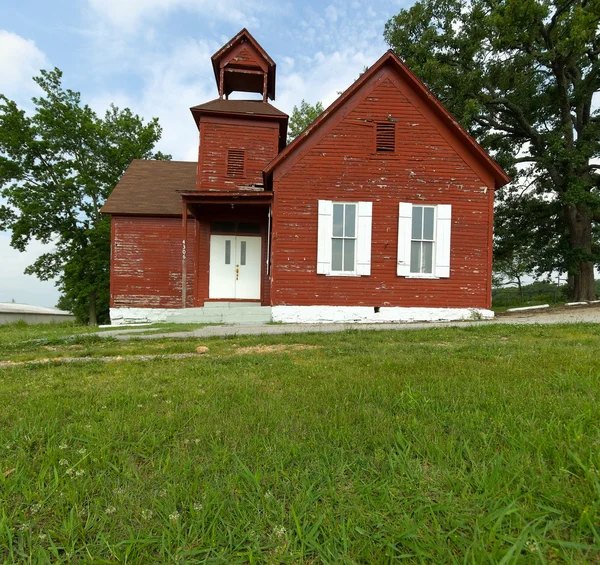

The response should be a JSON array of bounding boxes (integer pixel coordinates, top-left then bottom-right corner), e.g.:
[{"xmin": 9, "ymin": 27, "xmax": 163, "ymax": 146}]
[{"xmin": 98, "ymin": 304, "xmax": 600, "ymax": 341}]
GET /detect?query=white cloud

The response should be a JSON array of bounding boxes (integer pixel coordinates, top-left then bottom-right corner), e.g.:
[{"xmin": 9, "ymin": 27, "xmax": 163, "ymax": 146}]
[
  {"xmin": 87, "ymin": 0, "xmax": 273, "ymax": 33},
  {"xmin": 0, "ymin": 232, "xmax": 60, "ymax": 308},
  {"xmin": 0, "ymin": 30, "xmax": 49, "ymax": 101}
]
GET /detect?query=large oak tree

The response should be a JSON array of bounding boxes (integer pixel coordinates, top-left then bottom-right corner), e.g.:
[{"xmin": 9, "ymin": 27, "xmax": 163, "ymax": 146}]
[
  {"xmin": 0, "ymin": 68, "xmax": 170, "ymax": 324},
  {"xmin": 384, "ymin": 0, "xmax": 600, "ymax": 300}
]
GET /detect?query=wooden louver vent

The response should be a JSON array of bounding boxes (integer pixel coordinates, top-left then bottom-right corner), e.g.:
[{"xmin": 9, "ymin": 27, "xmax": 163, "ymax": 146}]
[
  {"xmin": 376, "ymin": 122, "xmax": 395, "ymax": 153},
  {"xmin": 227, "ymin": 149, "xmax": 245, "ymax": 178}
]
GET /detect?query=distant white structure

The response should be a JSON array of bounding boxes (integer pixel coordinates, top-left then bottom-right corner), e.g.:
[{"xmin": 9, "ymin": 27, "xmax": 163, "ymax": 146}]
[{"xmin": 0, "ymin": 302, "xmax": 75, "ymax": 325}]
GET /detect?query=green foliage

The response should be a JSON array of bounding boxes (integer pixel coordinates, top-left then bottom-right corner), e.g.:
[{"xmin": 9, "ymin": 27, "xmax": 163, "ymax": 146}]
[
  {"xmin": 384, "ymin": 0, "xmax": 600, "ymax": 301},
  {"xmin": 1, "ymin": 326, "xmax": 600, "ymax": 562},
  {"xmin": 0, "ymin": 68, "xmax": 170, "ymax": 324},
  {"xmin": 492, "ymin": 279, "xmax": 570, "ymax": 310},
  {"xmin": 287, "ymin": 99, "xmax": 324, "ymax": 144}
]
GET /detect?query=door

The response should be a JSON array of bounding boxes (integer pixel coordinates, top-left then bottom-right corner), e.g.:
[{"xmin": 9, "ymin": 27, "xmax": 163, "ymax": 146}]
[{"xmin": 209, "ymin": 235, "xmax": 261, "ymax": 300}]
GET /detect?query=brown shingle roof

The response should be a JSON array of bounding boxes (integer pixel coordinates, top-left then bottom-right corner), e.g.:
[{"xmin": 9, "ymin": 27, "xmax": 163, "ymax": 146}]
[
  {"xmin": 190, "ymin": 99, "xmax": 288, "ymax": 118},
  {"xmin": 101, "ymin": 160, "xmax": 196, "ymax": 216}
]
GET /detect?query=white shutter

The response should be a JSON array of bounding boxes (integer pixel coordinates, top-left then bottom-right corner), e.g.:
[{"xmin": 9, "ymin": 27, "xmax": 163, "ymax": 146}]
[
  {"xmin": 435, "ymin": 204, "xmax": 452, "ymax": 278},
  {"xmin": 356, "ymin": 201, "xmax": 372, "ymax": 275},
  {"xmin": 317, "ymin": 200, "xmax": 333, "ymax": 274},
  {"xmin": 397, "ymin": 202, "xmax": 412, "ymax": 276}
]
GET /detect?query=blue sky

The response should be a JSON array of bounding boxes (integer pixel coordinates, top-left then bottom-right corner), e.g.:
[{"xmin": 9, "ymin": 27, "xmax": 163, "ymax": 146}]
[{"xmin": 0, "ymin": 0, "xmax": 411, "ymax": 307}]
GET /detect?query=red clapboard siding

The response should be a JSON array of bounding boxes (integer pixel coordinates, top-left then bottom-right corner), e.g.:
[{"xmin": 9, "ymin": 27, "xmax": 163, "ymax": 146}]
[
  {"xmin": 271, "ymin": 71, "xmax": 495, "ymax": 310},
  {"xmin": 197, "ymin": 117, "xmax": 280, "ymax": 191},
  {"xmin": 110, "ymin": 216, "xmax": 195, "ymax": 308}
]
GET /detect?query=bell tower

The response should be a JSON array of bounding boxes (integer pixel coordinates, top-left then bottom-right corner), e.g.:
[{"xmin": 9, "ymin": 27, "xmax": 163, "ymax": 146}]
[
  {"xmin": 190, "ymin": 30, "xmax": 288, "ymax": 192},
  {"xmin": 211, "ymin": 28, "xmax": 276, "ymax": 102}
]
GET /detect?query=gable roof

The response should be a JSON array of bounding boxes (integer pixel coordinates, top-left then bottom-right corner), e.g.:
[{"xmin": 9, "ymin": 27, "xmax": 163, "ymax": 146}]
[
  {"xmin": 264, "ymin": 50, "xmax": 510, "ymax": 190},
  {"xmin": 101, "ymin": 160, "xmax": 196, "ymax": 216},
  {"xmin": 211, "ymin": 28, "xmax": 276, "ymax": 100}
]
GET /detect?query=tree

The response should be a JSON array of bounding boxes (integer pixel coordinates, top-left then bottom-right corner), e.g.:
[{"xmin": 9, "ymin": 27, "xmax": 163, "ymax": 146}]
[
  {"xmin": 0, "ymin": 68, "xmax": 170, "ymax": 324},
  {"xmin": 384, "ymin": 0, "xmax": 600, "ymax": 301},
  {"xmin": 287, "ymin": 100, "xmax": 324, "ymax": 144}
]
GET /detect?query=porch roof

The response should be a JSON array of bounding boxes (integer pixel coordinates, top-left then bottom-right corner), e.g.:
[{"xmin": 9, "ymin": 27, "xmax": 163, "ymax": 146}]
[{"xmin": 180, "ymin": 191, "xmax": 273, "ymax": 205}]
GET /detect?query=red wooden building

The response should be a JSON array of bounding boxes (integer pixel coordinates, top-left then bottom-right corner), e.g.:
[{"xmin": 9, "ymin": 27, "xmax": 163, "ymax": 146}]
[{"xmin": 102, "ymin": 29, "xmax": 510, "ymax": 325}]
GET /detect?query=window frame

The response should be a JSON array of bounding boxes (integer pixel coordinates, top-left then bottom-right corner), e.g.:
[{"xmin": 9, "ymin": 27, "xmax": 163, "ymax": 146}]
[
  {"xmin": 409, "ymin": 205, "xmax": 436, "ymax": 277},
  {"xmin": 330, "ymin": 202, "xmax": 358, "ymax": 275}
]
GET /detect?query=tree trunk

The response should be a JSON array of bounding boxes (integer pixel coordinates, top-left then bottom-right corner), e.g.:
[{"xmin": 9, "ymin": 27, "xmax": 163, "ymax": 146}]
[
  {"xmin": 89, "ymin": 291, "xmax": 97, "ymax": 326},
  {"xmin": 566, "ymin": 204, "xmax": 597, "ymax": 302}
]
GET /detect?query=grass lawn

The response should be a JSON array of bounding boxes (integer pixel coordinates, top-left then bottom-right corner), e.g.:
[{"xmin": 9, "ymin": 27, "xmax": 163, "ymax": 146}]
[{"xmin": 1, "ymin": 323, "xmax": 600, "ymax": 563}]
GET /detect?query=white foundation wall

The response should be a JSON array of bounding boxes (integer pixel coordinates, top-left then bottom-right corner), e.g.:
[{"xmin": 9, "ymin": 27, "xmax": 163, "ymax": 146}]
[
  {"xmin": 271, "ymin": 306, "xmax": 494, "ymax": 324},
  {"xmin": 109, "ymin": 308, "xmax": 169, "ymax": 325}
]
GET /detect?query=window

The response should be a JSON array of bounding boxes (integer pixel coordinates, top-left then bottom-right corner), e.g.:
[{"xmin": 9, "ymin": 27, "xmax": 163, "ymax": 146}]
[
  {"xmin": 227, "ymin": 149, "xmax": 245, "ymax": 178},
  {"xmin": 375, "ymin": 122, "xmax": 395, "ymax": 153},
  {"xmin": 410, "ymin": 206, "xmax": 435, "ymax": 274},
  {"xmin": 317, "ymin": 200, "xmax": 372, "ymax": 276},
  {"xmin": 397, "ymin": 203, "xmax": 452, "ymax": 278},
  {"xmin": 332, "ymin": 203, "xmax": 356, "ymax": 272}
]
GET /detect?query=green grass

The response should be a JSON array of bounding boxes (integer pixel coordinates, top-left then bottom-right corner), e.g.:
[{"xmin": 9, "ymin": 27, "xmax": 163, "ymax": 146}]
[{"xmin": 1, "ymin": 324, "xmax": 600, "ymax": 563}]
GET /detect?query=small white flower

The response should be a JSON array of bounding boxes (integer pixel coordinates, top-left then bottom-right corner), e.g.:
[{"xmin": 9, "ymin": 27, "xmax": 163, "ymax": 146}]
[
  {"xmin": 59, "ymin": 443, "xmax": 68, "ymax": 450},
  {"xmin": 113, "ymin": 487, "xmax": 125, "ymax": 495},
  {"xmin": 84, "ymin": 424, "xmax": 92, "ymax": 430},
  {"xmin": 38, "ymin": 533, "xmax": 47, "ymax": 541},
  {"xmin": 105, "ymin": 506, "xmax": 116, "ymax": 515},
  {"xmin": 264, "ymin": 491, "xmax": 273, "ymax": 499},
  {"xmin": 141, "ymin": 509, "xmax": 153, "ymax": 520},
  {"xmin": 30, "ymin": 503, "xmax": 41, "ymax": 514},
  {"xmin": 16, "ymin": 523, "xmax": 30, "ymax": 532},
  {"xmin": 169, "ymin": 511, "xmax": 180, "ymax": 522},
  {"xmin": 75, "ymin": 469, "xmax": 85, "ymax": 477},
  {"xmin": 77, "ymin": 448, "xmax": 87, "ymax": 455},
  {"xmin": 101, "ymin": 406, "xmax": 107, "ymax": 410},
  {"xmin": 65, "ymin": 468, "xmax": 74, "ymax": 476},
  {"xmin": 194, "ymin": 439, "xmax": 201, "ymax": 445},
  {"xmin": 273, "ymin": 525, "xmax": 286, "ymax": 538},
  {"xmin": 59, "ymin": 459, "xmax": 69, "ymax": 466},
  {"xmin": 183, "ymin": 439, "xmax": 190, "ymax": 445},
  {"xmin": 165, "ymin": 400, "xmax": 172, "ymax": 405},
  {"xmin": 193, "ymin": 503, "xmax": 203, "ymax": 511},
  {"xmin": 137, "ymin": 404, "xmax": 143, "ymax": 408},
  {"xmin": 152, "ymin": 393, "xmax": 158, "ymax": 398}
]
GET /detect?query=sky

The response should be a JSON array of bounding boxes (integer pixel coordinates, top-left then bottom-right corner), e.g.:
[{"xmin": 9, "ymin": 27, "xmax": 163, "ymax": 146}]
[{"xmin": 0, "ymin": 0, "xmax": 411, "ymax": 307}]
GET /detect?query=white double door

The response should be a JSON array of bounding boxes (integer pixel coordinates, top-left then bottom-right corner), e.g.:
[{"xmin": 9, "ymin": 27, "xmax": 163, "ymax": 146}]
[{"xmin": 209, "ymin": 235, "xmax": 262, "ymax": 300}]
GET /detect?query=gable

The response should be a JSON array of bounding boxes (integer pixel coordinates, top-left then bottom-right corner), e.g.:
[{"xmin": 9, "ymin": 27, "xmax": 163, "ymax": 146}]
[{"xmin": 265, "ymin": 52, "xmax": 509, "ymax": 190}]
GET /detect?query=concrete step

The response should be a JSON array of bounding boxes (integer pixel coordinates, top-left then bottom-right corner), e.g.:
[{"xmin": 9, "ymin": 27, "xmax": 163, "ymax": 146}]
[
  {"xmin": 165, "ymin": 306, "xmax": 272, "ymax": 324},
  {"xmin": 203, "ymin": 301, "xmax": 263, "ymax": 309}
]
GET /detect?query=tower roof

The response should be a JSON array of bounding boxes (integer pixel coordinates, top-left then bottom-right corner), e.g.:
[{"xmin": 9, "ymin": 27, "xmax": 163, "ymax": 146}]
[{"xmin": 211, "ymin": 28, "xmax": 276, "ymax": 101}]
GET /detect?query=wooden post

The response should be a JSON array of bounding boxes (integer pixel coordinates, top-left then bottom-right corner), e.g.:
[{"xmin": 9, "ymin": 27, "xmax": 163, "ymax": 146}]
[
  {"xmin": 263, "ymin": 72, "xmax": 268, "ymax": 102},
  {"xmin": 182, "ymin": 201, "xmax": 187, "ymax": 308},
  {"xmin": 219, "ymin": 68, "xmax": 225, "ymax": 99}
]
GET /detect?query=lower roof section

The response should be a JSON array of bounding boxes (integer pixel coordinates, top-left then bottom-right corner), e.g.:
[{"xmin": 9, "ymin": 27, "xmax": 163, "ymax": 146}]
[{"xmin": 102, "ymin": 159, "xmax": 197, "ymax": 216}]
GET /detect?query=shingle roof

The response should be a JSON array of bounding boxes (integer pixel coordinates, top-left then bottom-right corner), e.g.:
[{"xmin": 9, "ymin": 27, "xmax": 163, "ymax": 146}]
[
  {"xmin": 190, "ymin": 99, "xmax": 288, "ymax": 118},
  {"xmin": 101, "ymin": 160, "xmax": 196, "ymax": 216}
]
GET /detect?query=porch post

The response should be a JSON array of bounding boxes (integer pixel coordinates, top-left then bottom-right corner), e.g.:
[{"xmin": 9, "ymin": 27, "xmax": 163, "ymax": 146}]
[{"xmin": 182, "ymin": 200, "xmax": 187, "ymax": 308}]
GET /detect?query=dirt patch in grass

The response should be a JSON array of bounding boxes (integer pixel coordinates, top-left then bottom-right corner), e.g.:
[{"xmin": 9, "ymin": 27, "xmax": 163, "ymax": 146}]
[{"xmin": 234, "ymin": 344, "xmax": 322, "ymax": 355}]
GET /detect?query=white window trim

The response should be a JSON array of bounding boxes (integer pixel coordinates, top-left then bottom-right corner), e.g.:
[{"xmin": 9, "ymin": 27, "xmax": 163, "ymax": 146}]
[
  {"xmin": 397, "ymin": 202, "xmax": 452, "ymax": 278},
  {"xmin": 410, "ymin": 204, "xmax": 436, "ymax": 277},
  {"xmin": 317, "ymin": 200, "xmax": 372, "ymax": 277},
  {"xmin": 330, "ymin": 202, "xmax": 358, "ymax": 276}
]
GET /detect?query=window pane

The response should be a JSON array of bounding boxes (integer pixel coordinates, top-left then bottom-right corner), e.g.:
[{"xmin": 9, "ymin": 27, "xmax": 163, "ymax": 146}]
[
  {"xmin": 343, "ymin": 239, "xmax": 355, "ymax": 271},
  {"xmin": 410, "ymin": 241, "xmax": 421, "ymax": 273},
  {"xmin": 345, "ymin": 204, "xmax": 356, "ymax": 238},
  {"xmin": 332, "ymin": 239, "xmax": 343, "ymax": 271},
  {"xmin": 333, "ymin": 204, "xmax": 344, "ymax": 237},
  {"xmin": 412, "ymin": 206, "xmax": 423, "ymax": 240},
  {"xmin": 240, "ymin": 240, "xmax": 246, "ymax": 266},
  {"xmin": 423, "ymin": 207, "xmax": 435, "ymax": 240},
  {"xmin": 422, "ymin": 242, "xmax": 433, "ymax": 273},
  {"xmin": 225, "ymin": 240, "xmax": 231, "ymax": 265}
]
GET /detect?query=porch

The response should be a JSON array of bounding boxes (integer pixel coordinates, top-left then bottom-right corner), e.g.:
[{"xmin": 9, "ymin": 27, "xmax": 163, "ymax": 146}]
[{"xmin": 180, "ymin": 191, "xmax": 273, "ymax": 309}]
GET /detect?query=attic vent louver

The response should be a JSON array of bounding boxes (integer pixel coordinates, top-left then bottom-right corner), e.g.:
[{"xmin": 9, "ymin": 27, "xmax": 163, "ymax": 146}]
[
  {"xmin": 376, "ymin": 122, "xmax": 395, "ymax": 153},
  {"xmin": 227, "ymin": 149, "xmax": 245, "ymax": 178}
]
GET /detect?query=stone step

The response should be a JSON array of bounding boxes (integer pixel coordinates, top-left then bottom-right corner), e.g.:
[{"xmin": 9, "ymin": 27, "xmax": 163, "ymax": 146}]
[{"xmin": 165, "ymin": 306, "xmax": 272, "ymax": 324}]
